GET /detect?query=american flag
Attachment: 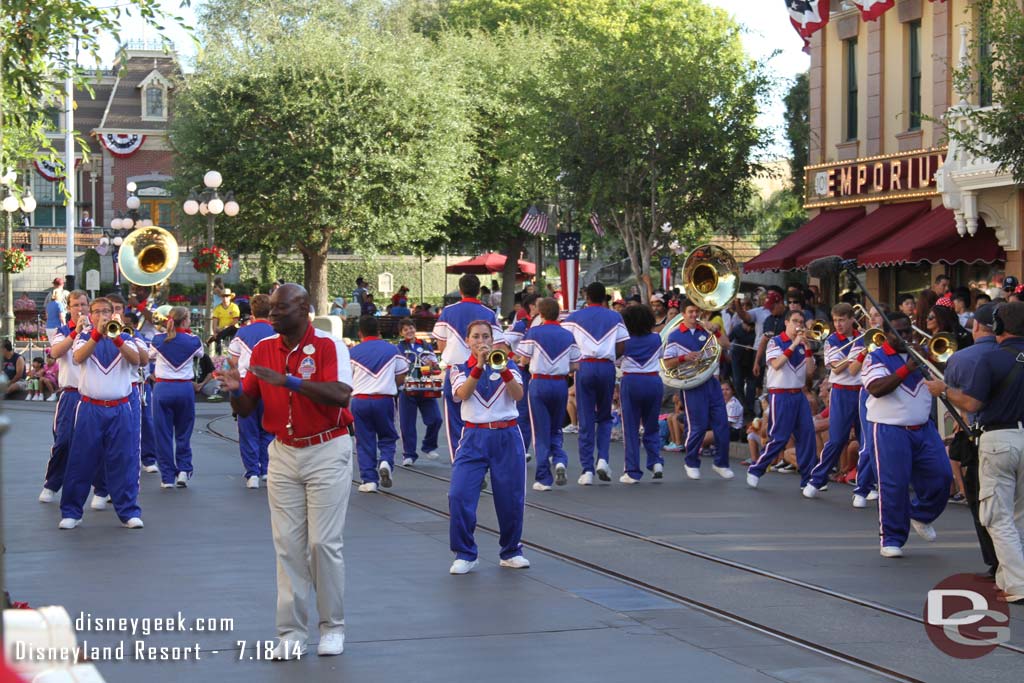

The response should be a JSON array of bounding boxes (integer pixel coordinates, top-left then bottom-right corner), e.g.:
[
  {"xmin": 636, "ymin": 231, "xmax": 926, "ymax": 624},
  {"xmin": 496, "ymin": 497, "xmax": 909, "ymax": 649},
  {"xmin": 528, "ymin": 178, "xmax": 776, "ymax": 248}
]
[
  {"xmin": 785, "ymin": 0, "xmax": 830, "ymax": 52},
  {"xmin": 519, "ymin": 205, "xmax": 549, "ymax": 236},
  {"xmin": 557, "ymin": 231, "xmax": 582, "ymax": 312},
  {"xmin": 851, "ymin": 1, "xmax": 894, "ymax": 22},
  {"xmin": 589, "ymin": 211, "xmax": 605, "ymax": 237},
  {"xmin": 660, "ymin": 256, "xmax": 673, "ymax": 291}
]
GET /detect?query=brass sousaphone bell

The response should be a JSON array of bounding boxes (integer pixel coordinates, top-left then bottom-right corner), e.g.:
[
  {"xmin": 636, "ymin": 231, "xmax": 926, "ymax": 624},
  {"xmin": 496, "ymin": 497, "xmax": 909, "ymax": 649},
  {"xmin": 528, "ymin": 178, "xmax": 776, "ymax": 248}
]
[
  {"xmin": 659, "ymin": 245, "xmax": 740, "ymax": 391},
  {"xmin": 117, "ymin": 226, "xmax": 179, "ymax": 287}
]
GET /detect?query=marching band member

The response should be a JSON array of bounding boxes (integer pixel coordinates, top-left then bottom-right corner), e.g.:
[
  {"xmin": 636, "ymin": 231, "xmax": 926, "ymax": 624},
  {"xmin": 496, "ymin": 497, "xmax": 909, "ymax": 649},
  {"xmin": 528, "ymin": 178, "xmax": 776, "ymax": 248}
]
[
  {"xmin": 108, "ymin": 293, "xmax": 158, "ymax": 475},
  {"xmin": 563, "ymin": 282, "xmax": 628, "ymax": 485},
  {"xmin": 350, "ymin": 315, "xmax": 408, "ymax": 492},
  {"xmin": 506, "ymin": 293, "xmax": 540, "ymax": 460},
  {"xmin": 746, "ymin": 310, "xmax": 817, "ymax": 489},
  {"xmin": 126, "ymin": 287, "xmax": 159, "ymax": 473},
  {"xmin": 39, "ymin": 289, "xmax": 89, "ymax": 503},
  {"xmin": 432, "ymin": 274, "xmax": 505, "ymax": 461},
  {"xmin": 515, "ymin": 297, "xmax": 580, "ymax": 490},
  {"xmin": 150, "ymin": 307, "xmax": 204, "ymax": 488},
  {"xmin": 448, "ymin": 320, "xmax": 528, "ymax": 574},
  {"xmin": 861, "ymin": 312, "xmax": 952, "ymax": 558},
  {"xmin": 803, "ymin": 304, "xmax": 863, "ymax": 498},
  {"xmin": 395, "ymin": 318, "xmax": 442, "ymax": 465},
  {"xmin": 663, "ymin": 299, "xmax": 734, "ymax": 480},
  {"xmin": 618, "ymin": 304, "xmax": 665, "ymax": 483},
  {"xmin": 228, "ymin": 293, "xmax": 276, "ymax": 488},
  {"xmin": 217, "ymin": 283, "xmax": 354, "ymax": 659},
  {"xmin": 59, "ymin": 297, "xmax": 144, "ymax": 530},
  {"xmin": 852, "ymin": 304, "xmax": 888, "ymax": 507}
]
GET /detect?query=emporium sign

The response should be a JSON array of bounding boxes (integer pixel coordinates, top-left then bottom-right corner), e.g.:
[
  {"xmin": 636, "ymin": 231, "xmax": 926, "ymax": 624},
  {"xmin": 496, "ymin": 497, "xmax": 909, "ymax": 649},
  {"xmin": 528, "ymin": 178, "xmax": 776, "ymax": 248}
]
[{"xmin": 804, "ymin": 148, "xmax": 947, "ymax": 209}]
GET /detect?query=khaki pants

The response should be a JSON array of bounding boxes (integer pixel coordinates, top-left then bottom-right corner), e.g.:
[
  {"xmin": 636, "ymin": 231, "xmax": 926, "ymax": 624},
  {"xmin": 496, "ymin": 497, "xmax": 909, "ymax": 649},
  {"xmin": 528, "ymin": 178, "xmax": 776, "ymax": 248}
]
[
  {"xmin": 978, "ymin": 426, "xmax": 1024, "ymax": 598},
  {"xmin": 267, "ymin": 434, "xmax": 353, "ymax": 642}
]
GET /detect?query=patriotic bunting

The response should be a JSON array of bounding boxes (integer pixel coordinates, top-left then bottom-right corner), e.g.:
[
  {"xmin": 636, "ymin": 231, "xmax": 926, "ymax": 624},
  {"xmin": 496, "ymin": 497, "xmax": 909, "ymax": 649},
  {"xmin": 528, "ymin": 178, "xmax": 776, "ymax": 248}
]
[
  {"xmin": 851, "ymin": 1, "xmax": 894, "ymax": 22},
  {"xmin": 660, "ymin": 256, "xmax": 673, "ymax": 292},
  {"xmin": 785, "ymin": 0, "xmax": 830, "ymax": 52},
  {"xmin": 98, "ymin": 133, "xmax": 146, "ymax": 158},
  {"xmin": 557, "ymin": 231, "xmax": 581, "ymax": 312},
  {"xmin": 34, "ymin": 158, "xmax": 82, "ymax": 182}
]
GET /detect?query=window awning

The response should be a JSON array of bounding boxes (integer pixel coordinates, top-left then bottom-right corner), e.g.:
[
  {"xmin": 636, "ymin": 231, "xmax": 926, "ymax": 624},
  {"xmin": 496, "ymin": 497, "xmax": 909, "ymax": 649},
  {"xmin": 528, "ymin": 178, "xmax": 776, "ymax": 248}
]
[
  {"xmin": 858, "ymin": 206, "xmax": 1006, "ymax": 268},
  {"xmin": 742, "ymin": 207, "xmax": 865, "ymax": 273},
  {"xmin": 795, "ymin": 201, "xmax": 931, "ymax": 268}
]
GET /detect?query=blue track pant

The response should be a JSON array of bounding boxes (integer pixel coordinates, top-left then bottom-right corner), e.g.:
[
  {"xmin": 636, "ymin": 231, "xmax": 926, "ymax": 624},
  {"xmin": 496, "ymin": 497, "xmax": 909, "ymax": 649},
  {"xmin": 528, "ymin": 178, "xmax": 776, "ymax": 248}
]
[
  {"xmin": 528, "ymin": 377, "xmax": 568, "ymax": 485},
  {"xmin": 443, "ymin": 372, "xmax": 463, "ymax": 462},
  {"xmin": 575, "ymin": 360, "xmax": 615, "ymax": 473},
  {"xmin": 398, "ymin": 392, "xmax": 441, "ymax": 461},
  {"xmin": 621, "ymin": 374, "xmax": 664, "ymax": 480},
  {"xmin": 239, "ymin": 399, "xmax": 272, "ymax": 478},
  {"xmin": 853, "ymin": 389, "xmax": 877, "ymax": 497},
  {"xmin": 140, "ymin": 382, "xmax": 156, "ymax": 467},
  {"xmin": 43, "ymin": 390, "xmax": 80, "ymax": 492},
  {"xmin": 808, "ymin": 386, "xmax": 861, "ymax": 489},
  {"xmin": 748, "ymin": 391, "xmax": 816, "ymax": 486},
  {"xmin": 681, "ymin": 378, "xmax": 731, "ymax": 469},
  {"xmin": 517, "ymin": 372, "xmax": 532, "ymax": 453},
  {"xmin": 153, "ymin": 381, "xmax": 196, "ymax": 484},
  {"xmin": 352, "ymin": 396, "xmax": 398, "ymax": 483}
]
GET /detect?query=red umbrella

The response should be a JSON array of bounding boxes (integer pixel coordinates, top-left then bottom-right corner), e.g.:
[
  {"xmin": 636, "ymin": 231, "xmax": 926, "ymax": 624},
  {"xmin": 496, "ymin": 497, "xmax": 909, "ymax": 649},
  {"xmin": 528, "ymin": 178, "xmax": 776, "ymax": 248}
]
[{"xmin": 446, "ymin": 253, "xmax": 536, "ymax": 280}]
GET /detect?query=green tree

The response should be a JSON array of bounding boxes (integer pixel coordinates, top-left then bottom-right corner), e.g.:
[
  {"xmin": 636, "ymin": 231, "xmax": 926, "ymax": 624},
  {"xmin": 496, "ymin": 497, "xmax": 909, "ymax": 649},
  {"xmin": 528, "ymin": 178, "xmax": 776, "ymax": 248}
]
[
  {"xmin": 1, "ymin": 1, "xmax": 190, "ymax": 195},
  {"xmin": 947, "ymin": 0, "xmax": 1024, "ymax": 182},
  {"xmin": 171, "ymin": 4, "xmax": 476, "ymax": 314},
  {"xmin": 783, "ymin": 72, "xmax": 809, "ymax": 198}
]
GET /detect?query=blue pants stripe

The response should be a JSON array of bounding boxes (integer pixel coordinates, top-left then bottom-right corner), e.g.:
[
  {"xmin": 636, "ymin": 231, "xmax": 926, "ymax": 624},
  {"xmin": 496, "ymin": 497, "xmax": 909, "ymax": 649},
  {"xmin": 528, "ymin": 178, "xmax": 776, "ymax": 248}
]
[
  {"xmin": 443, "ymin": 372, "xmax": 463, "ymax": 462},
  {"xmin": 621, "ymin": 374, "xmax": 664, "ymax": 479},
  {"xmin": 853, "ymin": 389, "xmax": 877, "ymax": 496},
  {"xmin": 528, "ymin": 377, "xmax": 568, "ymax": 485},
  {"xmin": 448, "ymin": 427, "xmax": 526, "ymax": 561},
  {"xmin": 153, "ymin": 381, "xmax": 197, "ymax": 484},
  {"xmin": 352, "ymin": 397, "xmax": 398, "ymax": 482},
  {"xmin": 748, "ymin": 392, "xmax": 816, "ymax": 486},
  {"xmin": 681, "ymin": 378, "xmax": 730, "ymax": 469}
]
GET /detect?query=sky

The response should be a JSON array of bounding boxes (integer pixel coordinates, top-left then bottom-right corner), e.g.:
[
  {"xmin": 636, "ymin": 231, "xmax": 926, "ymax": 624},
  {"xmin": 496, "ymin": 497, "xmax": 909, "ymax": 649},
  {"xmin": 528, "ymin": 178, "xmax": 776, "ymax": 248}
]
[{"xmin": 96, "ymin": 0, "xmax": 809, "ymax": 157}]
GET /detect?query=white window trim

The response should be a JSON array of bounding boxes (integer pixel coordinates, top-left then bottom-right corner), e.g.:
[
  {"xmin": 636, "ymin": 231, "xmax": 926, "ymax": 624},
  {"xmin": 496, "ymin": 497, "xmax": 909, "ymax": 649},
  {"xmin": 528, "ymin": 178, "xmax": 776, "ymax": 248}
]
[{"xmin": 138, "ymin": 70, "xmax": 172, "ymax": 122}]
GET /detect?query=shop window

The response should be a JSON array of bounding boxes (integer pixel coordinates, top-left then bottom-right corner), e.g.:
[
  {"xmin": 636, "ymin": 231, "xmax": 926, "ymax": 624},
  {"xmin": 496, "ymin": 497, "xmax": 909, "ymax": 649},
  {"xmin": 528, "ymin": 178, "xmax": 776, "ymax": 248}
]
[
  {"xmin": 908, "ymin": 20, "xmax": 921, "ymax": 130},
  {"xmin": 146, "ymin": 86, "xmax": 164, "ymax": 118},
  {"xmin": 845, "ymin": 39, "xmax": 858, "ymax": 141}
]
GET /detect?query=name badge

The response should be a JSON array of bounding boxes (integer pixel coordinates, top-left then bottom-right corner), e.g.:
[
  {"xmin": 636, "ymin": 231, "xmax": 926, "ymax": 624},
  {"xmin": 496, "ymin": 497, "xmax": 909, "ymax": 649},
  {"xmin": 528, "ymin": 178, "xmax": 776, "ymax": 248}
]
[
  {"xmin": 299, "ymin": 356, "xmax": 316, "ymax": 380},
  {"xmin": 699, "ymin": 335, "xmax": 707, "ymax": 342},
  {"xmin": 489, "ymin": 372, "xmax": 501, "ymax": 381},
  {"xmin": 302, "ymin": 344, "xmax": 316, "ymax": 355}
]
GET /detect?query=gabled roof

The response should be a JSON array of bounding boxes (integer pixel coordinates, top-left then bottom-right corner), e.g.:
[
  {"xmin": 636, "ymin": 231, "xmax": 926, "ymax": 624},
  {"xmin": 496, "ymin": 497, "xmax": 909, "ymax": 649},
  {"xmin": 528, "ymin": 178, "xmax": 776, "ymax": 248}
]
[{"xmin": 98, "ymin": 49, "xmax": 180, "ymax": 132}]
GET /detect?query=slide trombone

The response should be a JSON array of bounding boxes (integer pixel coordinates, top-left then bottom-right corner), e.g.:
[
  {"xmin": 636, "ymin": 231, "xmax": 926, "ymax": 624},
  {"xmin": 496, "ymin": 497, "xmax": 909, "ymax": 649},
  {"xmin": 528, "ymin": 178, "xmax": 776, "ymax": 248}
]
[
  {"xmin": 910, "ymin": 325, "xmax": 958, "ymax": 363},
  {"xmin": 829, "ymin": 328, "xmax": 887, "ymax": 355}
]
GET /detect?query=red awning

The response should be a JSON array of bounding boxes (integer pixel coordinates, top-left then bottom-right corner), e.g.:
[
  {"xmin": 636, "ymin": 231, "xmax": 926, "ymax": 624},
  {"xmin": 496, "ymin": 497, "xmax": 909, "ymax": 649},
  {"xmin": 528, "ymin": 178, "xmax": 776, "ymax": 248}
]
[
  {"xmin": 446, "ymin": 253, "xmax": 537, "ymax": 279},
  {"xmin": 858, "ymin": 206, "xmax": 1006, "ymax": 268},
  {"xmin": 743, "ymin": 207, "xmax": 865, "ymax": 273},
  {"xmin": 795, "ymin": 201, "xmax": 931, "ymax": 268}
]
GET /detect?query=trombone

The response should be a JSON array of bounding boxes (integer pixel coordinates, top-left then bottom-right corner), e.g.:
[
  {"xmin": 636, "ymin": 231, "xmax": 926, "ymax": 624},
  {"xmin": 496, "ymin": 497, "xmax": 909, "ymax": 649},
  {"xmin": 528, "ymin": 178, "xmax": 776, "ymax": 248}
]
[
  {"xmin": 911, "ymin": 325, "xmax": 958, "ymax": 363},
  {"xmin": 852, "ymin": 303, "xmax": 872, "ymax": 326},
  {"xmin": 831, "ymin": 328, "xmax": 887, "ymax": 355}
]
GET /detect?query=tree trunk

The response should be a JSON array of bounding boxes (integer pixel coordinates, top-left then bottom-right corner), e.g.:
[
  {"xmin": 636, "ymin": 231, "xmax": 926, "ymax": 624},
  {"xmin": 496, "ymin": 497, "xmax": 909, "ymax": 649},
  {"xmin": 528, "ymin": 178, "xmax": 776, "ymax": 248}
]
[
  {"xmin": 500, "ymin": 233, "xmax": 525, "ymax": 317},
  {"xmin": 306, "ymin": 250, "xmax": 330, "ymax": 318}
]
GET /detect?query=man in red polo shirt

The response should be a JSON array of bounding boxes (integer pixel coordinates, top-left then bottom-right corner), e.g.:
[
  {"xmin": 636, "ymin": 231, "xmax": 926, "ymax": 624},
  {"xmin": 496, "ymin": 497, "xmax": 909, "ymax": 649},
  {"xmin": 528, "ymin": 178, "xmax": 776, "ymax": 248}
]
[{"xmin": 217, "ymin": 283, "xmax": 354, "ymax": 660}]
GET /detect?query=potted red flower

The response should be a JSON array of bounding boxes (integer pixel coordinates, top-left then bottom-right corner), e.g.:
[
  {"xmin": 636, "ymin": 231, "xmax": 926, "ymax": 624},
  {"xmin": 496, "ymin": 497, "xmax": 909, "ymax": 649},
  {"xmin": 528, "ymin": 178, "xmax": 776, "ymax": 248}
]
[
  {"xmin": 192, "ymin": 246, "xmax": 232, "ymax": 275},
  {"xmin": 1, "ymin": 247, "xmax": 31, "ymax": 274}
]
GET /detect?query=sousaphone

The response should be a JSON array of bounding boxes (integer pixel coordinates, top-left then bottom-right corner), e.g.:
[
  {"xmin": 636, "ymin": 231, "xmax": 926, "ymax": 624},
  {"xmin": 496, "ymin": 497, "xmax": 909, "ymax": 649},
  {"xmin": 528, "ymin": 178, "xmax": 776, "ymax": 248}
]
[{"xmin": 117, "ymin": 226, "xmax": 179, "ymax": 287}]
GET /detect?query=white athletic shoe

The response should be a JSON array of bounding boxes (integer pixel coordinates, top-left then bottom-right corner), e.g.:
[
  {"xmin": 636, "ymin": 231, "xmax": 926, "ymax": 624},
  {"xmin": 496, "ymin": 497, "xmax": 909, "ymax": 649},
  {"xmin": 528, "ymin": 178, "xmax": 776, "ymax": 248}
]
[
  {"xmin": 880, "ymin": 545, "xmax": 904, "ymax": 558},
  {"xmin": 123, "ymin": 517, "xmax": 144, "ymax": 529},
  {"xmin": 684, "ymin": 465, "xmax": 701, "ymax": 480},
  {"xmin": 499, "ymin": 555, "xmax": 531, "ymax": 569},
  {"xmin": 160, "ymin": 482, "xmax": 174, "ymax": 489},
  {"xmin": 852, "ymin": 494, "xmax": 867, "ymax": 509},
  {"xmin": 532, "ymin": 481, "xmax": 552, "ymax": 491},
  {"xmin": 801, "ymin": 484, "xmax": 818, "ymax": 499},
  {"xmin": 90, "ymin": 494, "xmax": 108, "ymax": 510},
  {"xmin": 713, "ymin": 466, "xmax": 735, "ymax": 480},
  {"xmin": 554, "ymin": 463, "xmax": 567, "ymax": 486},
  {"xmin": 402, "ymin": 457, "xmax": 415, "ymax": 467},
  {"xmin": 246, "ymin": 476, "xmax": 260, "ymax": 489},
  {"xmin": 271, "ymin": 639, "xmax": 308, "ymax": 660},
  {"xmin": 358, "ymin": 482, "xmax": 379, "ymax": 493},
  {"xmin": 423, "ymin": 450, "xmax": 440, "ymax": 460},
  {"xmin": 652, "ymin": 463, "xmax": 664, "ymax": 480},
  {"xmin": 33, "ymin": 394, "xmax": 44, "ymax": 401},
  {"xmin": 619, "ymin": 473, "xmax": 638, "ymax": 484},
  {"xmin": 595, "ymin": 459, "xmax": 611, "ymax": 482},
  {"xmin": 378, "ymin": 461, "xmax": 393, "ymax": 488},
  {"xmin": 38, "ymin": 488, "xmax": 56, "ymax": 503},
  {"xmin": 317, "ymin": 632, "xmax": 344, "ymax": 656},
  {"xmin": 23, "ymin": 394, "xmax": 32, "ymax": 401},
  {"xmin": 577, "ymin": 472, "xmax": 594, "ymax": 486},
  {"xmin": 562, "ymin": 424, "xmax": 578, "ymax": 434},
  {"xmin": 911, "ymin": 519, "xmax": 937, "ymax": 542},
  {"xmin": 46, "ymin": 394, "xmax": 56, "ymax": 402},
  {"xmin": 449, "ymin": 559, "xmax": 478, "ymax": 575},
  {"xmin": 746, "ymin": 473, "xmax": 760, "ymax": 488},
  {"xmin": 866, "ymin": 490, "xmax": 879, "ymax": 501},
  {"xmin": 58, "ymin": 518, "xmax": 81, "ymax": 530},
  {"xmin": 175, "ymin": 472, "xmax": 188, "ymax": 488},
  {"xmin": 143, "ymin": 464, "xmax": 159, "ymax": 474}
]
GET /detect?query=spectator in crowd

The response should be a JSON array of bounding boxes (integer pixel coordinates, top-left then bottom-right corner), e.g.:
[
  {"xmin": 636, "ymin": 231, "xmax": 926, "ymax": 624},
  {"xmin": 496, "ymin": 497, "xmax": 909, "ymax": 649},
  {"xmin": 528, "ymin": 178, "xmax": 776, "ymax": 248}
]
[
  {"xmin": 24, "ymin": 357, "xmax": 51, "ymax": 401},
  {"xmin": 489, "ymin": 280, "xmax": 502, "ymax": 309},
  {"xmin": 194, "ymin": 352, "xmax": 223, "ymax": 400},
  {"xmin": 914, "ymin": 289, "xmax": 939, "ymax": 333},
  {"xmin": 330, "ymin": 297, "xmax": 346, "ymax": 316},
  {"xmin": 953, "ymin": 291, "xmax": 973, "ymax": 328},
  {"xmin": 361, "ymin": 293, "xmax": 378, "ymax": 317},
  {"xmin": 269, "ymin": 278, "xmax": 285, "ymax": 296},
  {"xmin": 976, "ymin": 292, "xmax": 993, "ymax": 306},
  {"xmin": 897, "ymin": 293, "xmax": 916, "ymax": 318},
  {"xmin": 650, "ymin": 293, "xmax": 670, "ymax": 333},
  {"xmin": 391, "ymin": 298, "xmax": 411, "ymax": 317},
  {"xmin": 930, "ymin": 300, "xmax": 973, "ymax": 350},
  {"xmin": 45, "ymin": 285, "xmax": 67, "ymax": 336},
  {"xmin": 729, "ymin": 316, "xmax": 756, "ymax": 416},
  {"xmin": 660, "ymin": 393, "xmax": 685, "ymax": 452},
  {"xmin": 932, "ymin": 274, "xmax": 951, "ymax": 298},
  {"xmin": 3, "ymin": 340, "xmax": 27, "ymax": 398},
  {"xmin": 212, "ymin": 276, "xmax": 226, "ymax": 309},
  {"xmin": 392, "ymin": 285, "xmax": 411, "ymax": 307},
  {"xmin": 563, "ymin": 384, "xmax": 578, "ymax": 434},
  {"xmin": 209, "ymin": 288, "xmax": 241, "ymax": 354},
  {"xmin": 353, "ymin": 276, "xmax": 370, "ymax": 307},
  {"xmin": 79, "ymin": 210, "xmax": 94, "ymax": 232}
]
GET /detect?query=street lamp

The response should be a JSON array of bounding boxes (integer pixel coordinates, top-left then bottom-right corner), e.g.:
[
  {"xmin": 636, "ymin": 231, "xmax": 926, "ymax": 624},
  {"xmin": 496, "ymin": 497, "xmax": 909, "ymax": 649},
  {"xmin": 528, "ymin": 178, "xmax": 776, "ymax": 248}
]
[
  {"xmin": 183, "ymin": 170, "xmax": 239, "ymax": 339},
  {"xmin": 2, "ymin": 176, "xmax": 34, "ymax": 340}
]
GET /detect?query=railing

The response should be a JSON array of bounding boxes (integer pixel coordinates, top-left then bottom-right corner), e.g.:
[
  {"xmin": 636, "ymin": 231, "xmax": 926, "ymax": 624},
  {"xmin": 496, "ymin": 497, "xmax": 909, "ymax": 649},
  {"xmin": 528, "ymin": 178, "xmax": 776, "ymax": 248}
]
[{"xmin": 9, "ymin": 227, "xmax": 186, "ymax": 252}]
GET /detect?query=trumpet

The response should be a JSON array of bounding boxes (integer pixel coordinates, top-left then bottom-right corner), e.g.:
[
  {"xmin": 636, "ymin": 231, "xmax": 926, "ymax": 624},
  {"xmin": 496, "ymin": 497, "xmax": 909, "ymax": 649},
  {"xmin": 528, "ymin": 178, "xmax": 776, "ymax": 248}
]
[
  {"xmin": 911, "ymin": 325, "xmax": 958, "ymax": 363},
  {"xmin": 807, "ymin": 320, "xmax": 831, "ymax": 341},
  {"xmin": 105, "ymin": 320, "xmax": 130, "ymax": 338},
  {"xmin": 487, "ymin": 348, "xmax": 508, "ymax": 370}
]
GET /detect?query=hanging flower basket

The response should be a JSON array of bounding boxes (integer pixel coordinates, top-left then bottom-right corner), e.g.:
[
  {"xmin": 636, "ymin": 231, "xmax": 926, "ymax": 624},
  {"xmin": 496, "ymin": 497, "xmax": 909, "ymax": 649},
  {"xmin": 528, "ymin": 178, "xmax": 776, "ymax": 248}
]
[
  {"xmin": 192, "ymin": 246, "xmax": 232, "ymax": 275},
  {"xmin": 1, "ymin": 247, "xmax": 31, "ymax": 274}
]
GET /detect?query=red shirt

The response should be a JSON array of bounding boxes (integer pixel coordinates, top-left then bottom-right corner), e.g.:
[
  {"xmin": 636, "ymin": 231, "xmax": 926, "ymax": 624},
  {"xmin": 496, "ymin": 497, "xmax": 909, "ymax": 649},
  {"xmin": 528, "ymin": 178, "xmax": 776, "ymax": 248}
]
[{"xmin": 242, "ymin": 324, "xmax": 355, "ymax": 439}]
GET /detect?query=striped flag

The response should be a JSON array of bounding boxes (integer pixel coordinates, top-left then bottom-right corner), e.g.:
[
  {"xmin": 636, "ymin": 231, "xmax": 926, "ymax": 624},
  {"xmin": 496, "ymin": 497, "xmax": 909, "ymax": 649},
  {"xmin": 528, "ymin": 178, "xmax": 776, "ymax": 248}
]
[
  {"xmin": 589, "ymin": 211, "xmax": 605, "ymax": 237},
  {"xmin": 660, "ymin": 256, "xmax": 673, "ymax": 291},
  {"xmin": 519, "ymin": 205, "xmax": 548, "ymax": 236},
  {"xmin": 557, "ymin": 231, "xmax": 581, "ymax": 312}
]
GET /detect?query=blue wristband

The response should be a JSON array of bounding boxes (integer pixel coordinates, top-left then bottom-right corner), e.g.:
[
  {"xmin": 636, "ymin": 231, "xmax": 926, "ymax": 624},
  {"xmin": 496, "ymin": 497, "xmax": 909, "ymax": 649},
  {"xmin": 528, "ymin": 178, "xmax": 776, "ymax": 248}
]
[
  {"xmin": 230, "ymin": 387, "xmax": 243, "ymax": 398},
  {"xmin": 284, "ymin": 375, "xmax": 303, "ymax": 392}
]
